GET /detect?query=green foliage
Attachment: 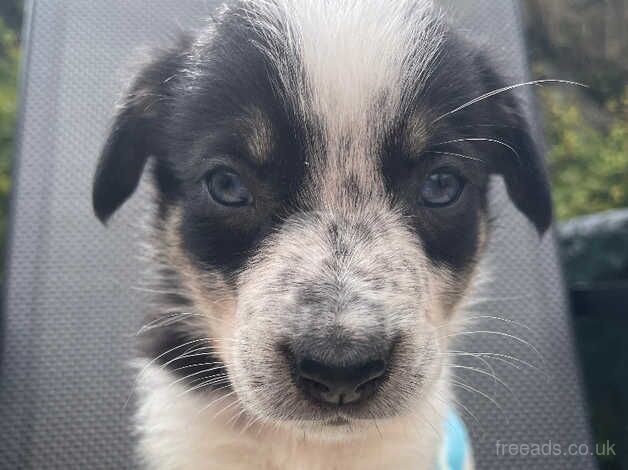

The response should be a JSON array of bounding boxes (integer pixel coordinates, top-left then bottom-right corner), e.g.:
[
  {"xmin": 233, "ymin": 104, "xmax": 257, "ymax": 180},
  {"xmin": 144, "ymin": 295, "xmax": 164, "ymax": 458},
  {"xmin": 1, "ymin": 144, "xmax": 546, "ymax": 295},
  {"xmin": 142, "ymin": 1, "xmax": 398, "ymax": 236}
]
[
  {"xmin": 0, "ymin": 0, "xmax": 23, "ymax": 33},
  {"xmin": 0, "ymin": 16, "xmax": 19, "ymax": 275},
  {"xmin": 543, "ymin": 87, "xmax": 628, "ymax": 221}
]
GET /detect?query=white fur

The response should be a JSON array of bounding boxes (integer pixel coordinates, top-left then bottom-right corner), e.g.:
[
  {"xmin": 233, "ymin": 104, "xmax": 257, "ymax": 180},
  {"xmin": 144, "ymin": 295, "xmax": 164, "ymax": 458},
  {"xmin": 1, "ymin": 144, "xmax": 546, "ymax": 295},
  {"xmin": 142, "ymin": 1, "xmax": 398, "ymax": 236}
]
[
  {"xmin": 244, "ymin": 0, "xmax": 443, "ymax": 128},
  {"xmin": 135, "ymin": 360, "xmax": 452, "ymax": 470}
]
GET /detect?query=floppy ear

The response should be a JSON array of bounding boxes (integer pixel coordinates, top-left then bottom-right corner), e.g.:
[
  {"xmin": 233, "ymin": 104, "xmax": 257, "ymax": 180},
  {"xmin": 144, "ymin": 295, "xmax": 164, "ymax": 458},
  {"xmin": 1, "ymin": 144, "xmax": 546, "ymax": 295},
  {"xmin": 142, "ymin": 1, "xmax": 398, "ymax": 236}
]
[
  {"xmin": 492, "ymin": 121, "xmax": 553, "ymax": 234},
  {"xmin": 471, "ymin": 55, "xmax": 553, "ymax": 234},
  {"xmin": 92, "ymin": 39, "xmax": 189, "ymax": 223}
]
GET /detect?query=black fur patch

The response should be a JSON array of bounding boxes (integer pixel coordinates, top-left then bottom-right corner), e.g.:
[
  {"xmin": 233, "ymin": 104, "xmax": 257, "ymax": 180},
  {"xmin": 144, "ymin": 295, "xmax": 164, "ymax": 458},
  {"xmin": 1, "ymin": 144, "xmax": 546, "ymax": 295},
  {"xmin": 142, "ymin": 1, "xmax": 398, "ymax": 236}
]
[{"xmin": 138, "ymin": 323, "xmax": 229, "ymax": 394}]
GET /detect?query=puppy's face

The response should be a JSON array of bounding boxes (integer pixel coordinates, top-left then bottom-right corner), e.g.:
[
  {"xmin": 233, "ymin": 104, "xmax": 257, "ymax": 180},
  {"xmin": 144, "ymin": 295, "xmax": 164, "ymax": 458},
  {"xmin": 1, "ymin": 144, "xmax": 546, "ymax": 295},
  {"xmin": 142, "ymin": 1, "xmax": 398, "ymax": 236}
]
[{"xmin": 94, "ymin": 1, "xmax": 550, "ymax": 436}]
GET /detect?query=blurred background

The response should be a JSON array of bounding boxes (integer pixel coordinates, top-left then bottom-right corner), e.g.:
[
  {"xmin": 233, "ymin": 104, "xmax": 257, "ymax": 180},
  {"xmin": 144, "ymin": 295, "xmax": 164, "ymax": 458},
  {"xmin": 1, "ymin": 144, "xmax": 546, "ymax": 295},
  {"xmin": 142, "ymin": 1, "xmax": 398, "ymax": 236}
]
[{"xmin": 0, "ymin": 0, "xmax": 625, "ymax": 468}]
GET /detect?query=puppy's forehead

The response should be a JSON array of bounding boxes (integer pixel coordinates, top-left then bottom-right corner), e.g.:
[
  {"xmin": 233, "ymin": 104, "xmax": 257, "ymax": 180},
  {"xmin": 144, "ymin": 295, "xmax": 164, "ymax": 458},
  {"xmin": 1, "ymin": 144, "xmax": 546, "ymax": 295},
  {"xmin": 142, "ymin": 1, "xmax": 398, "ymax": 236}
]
[
  {"xmin": 243, "ymin": 0, "xmax": 444, "ymax": 146},
  {"xmin": 185, "ymin": 0, "xmax": 445, "ymax": 173}
]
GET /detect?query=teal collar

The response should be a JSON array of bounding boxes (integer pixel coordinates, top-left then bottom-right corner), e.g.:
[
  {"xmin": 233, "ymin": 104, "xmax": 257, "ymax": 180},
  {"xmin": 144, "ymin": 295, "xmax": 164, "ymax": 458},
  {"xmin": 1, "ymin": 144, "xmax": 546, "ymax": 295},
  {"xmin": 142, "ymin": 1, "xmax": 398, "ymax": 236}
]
[{"xmin": 435, "ymin": 409, "xmax": 473, "ymax": 470}]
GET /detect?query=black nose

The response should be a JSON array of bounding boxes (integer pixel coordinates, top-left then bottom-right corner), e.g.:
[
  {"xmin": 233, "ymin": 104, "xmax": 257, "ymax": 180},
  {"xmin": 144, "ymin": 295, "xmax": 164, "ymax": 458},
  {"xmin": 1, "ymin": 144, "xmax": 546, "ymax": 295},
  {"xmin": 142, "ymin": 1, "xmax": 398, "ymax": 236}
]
[{"xmin": 296, "ymin": 357, "xmax": 388, "ymax": 406}]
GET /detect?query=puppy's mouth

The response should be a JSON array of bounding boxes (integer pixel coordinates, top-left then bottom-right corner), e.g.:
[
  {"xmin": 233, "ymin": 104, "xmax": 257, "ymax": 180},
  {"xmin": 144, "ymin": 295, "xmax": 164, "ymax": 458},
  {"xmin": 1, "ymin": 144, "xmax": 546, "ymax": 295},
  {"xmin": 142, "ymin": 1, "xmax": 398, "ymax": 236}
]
[{"xmin": 325, "ymin": 416, "xmax": 352, "ymax": 427}]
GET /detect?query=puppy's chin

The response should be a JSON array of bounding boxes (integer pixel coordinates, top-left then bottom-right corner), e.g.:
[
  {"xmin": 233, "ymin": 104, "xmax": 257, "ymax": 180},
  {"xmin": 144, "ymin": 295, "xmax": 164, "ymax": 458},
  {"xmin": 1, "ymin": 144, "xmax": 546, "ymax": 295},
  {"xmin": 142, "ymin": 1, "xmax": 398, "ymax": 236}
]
[
  {"xmin": 273, "ymin": 415, "xmax": 378, "ymax": 442},
  {"xmin": 242, "ymin": 390, "xmax": 424, "ymax": 442}
]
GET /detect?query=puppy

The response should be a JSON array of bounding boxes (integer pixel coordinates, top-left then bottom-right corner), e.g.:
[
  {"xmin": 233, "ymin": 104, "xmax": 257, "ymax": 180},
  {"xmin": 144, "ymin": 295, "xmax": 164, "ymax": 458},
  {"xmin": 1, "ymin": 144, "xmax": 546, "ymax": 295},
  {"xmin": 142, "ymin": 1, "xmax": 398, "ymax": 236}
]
[{"xmin": 93, "ymin": 1, "xmax": 551, "ymax": 468}]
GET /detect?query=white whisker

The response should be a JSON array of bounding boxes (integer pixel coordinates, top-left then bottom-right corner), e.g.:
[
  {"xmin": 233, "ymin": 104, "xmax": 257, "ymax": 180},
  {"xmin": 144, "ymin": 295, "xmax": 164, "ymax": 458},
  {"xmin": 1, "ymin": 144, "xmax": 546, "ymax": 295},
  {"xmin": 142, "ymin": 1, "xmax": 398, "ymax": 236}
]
[
  {"xmin": 136, "ymin": 312, "xmax": 205, "ymax": 335},
  {"xmin": 198, "ymin": 389, "xmax": 239, "ymax": 415},
  {"xmin": 177, "ymin": 374, "xmax": 231, "ymax": 397},
  {"xmin": 171, "ymin": 361, "xmax": 224, "ymax": 373},
  {"xmin": 443, "ymin": 363, "xmax": 517, "ymax": 401},
  {"xmin": 137, "ymin": 338, "xmax": 210, "ymax": 379},
  {"xmin": 450, "ymin": 377, "xmax": 504, "ymax": 417},
  {"xmin": 430, "ymin": 137, "xmax": 521, "ymax": 162},
  {"xmin": 432, "ymin": 79, "xmax": 587, "ymax": 123},
  {"xmin": 440, "ymin": 330, "xmax": 545, "ymax": 367},
  {"xmin": 427, "ymin": 150, "xmax": 482, "ymax": 163},
  {"xmin": 167, "ymin": 366, "xmax": 227, "ymax": 389}
]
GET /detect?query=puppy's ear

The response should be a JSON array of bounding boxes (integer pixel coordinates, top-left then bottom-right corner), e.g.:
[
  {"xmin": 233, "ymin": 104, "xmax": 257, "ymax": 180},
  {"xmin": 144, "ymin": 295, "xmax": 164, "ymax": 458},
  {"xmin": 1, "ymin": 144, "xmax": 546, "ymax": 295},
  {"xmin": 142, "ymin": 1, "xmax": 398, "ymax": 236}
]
[
  {"xmin": 492, "ymin": 120, "xmax": 553, "ymax": 234},
  {"xmin": 472, "ymin": 56, "xmax": 553, "ymax": 234},
  {"xmin": 92, "ymin": 38, "xmax": 189, "ymax": 223}
]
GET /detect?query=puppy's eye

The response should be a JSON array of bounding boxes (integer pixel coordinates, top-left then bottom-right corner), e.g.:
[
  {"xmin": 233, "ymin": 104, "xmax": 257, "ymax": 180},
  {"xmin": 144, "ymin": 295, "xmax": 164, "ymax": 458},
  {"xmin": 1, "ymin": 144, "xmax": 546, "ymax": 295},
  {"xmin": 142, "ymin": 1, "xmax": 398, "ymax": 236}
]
[
  {"xmin": 206, "ymin": 169, "xmax": 253, "ymax": 207},
  {"xmin": 419, "ymin": 170, "xmax": 465, "ymax": 207}
]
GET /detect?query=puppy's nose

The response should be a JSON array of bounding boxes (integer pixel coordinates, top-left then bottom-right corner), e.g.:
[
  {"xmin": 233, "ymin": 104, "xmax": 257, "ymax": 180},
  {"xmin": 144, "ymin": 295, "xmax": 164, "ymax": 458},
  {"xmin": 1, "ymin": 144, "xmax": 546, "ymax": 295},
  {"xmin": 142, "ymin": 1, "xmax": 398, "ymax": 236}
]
[{"xmin": 296, "ymin": 357, "xmax": 387, "ymax": 406}]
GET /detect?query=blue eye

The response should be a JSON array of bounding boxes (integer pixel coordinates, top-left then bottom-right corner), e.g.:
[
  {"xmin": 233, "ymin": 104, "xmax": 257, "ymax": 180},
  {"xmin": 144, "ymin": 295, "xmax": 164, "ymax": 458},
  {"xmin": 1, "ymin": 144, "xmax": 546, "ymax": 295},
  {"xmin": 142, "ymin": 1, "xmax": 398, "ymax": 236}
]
[
  {"xmin": 419, "ymin": 170, "xmax": 465, "ymax": 207},
  {"xmin": 206, "ymin": 169, "xmax": 253, "ymax": 207}
]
